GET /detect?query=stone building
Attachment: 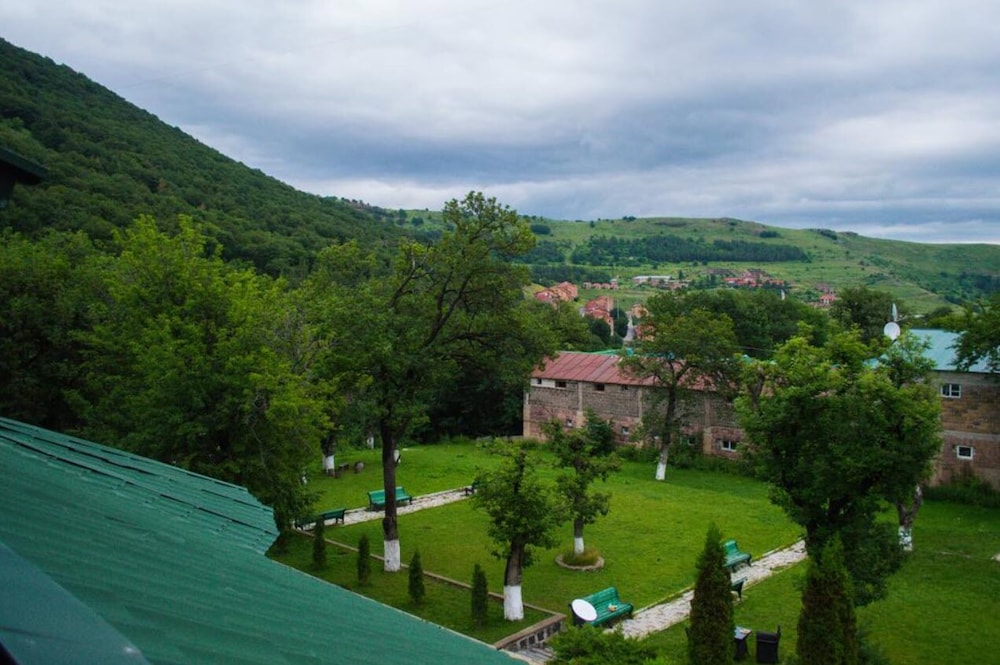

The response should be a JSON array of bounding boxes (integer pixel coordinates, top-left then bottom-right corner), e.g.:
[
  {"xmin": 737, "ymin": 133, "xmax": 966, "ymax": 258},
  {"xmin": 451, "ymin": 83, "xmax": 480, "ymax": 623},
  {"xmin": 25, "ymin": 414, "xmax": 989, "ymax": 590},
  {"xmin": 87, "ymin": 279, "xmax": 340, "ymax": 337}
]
[
  {"xmin": 525, "ymin": 332, "xmax": 1000, "ymax": 490},
  {"xmin": 522, "ymin": 351, "xmax": 744, "ymax": 460},
  {"xmin": 913, "ymin": 329, "xmax": 1000, "ymax": 490}
]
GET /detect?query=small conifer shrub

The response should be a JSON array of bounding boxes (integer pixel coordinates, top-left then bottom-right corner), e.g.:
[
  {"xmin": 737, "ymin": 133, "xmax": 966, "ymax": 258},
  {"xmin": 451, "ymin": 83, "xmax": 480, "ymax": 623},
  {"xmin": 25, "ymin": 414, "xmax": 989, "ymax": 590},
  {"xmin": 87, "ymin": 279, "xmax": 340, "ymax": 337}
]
[
  {"xmin": 408, "ymin": 550, "xmax": 425, "ymax": 605},
  {"xmin": 471, "ymin": 563, "xmax": 489, "ymax": 627},
  {"xmin": 357, "ymin": 534, "xmax": 371, "ymax": 586},
  {"xmin": 311, "ymin": 517, "xmax": 327, "ymax": 570}
]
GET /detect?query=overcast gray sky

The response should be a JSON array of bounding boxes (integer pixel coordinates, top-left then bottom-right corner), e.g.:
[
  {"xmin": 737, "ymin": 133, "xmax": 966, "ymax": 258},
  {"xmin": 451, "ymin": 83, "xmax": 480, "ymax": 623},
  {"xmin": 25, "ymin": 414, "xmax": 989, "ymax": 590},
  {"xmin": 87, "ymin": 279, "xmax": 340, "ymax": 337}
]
[{"xmin": 4, "ymin": 1, "xmax": 1000, "ymax": 244}]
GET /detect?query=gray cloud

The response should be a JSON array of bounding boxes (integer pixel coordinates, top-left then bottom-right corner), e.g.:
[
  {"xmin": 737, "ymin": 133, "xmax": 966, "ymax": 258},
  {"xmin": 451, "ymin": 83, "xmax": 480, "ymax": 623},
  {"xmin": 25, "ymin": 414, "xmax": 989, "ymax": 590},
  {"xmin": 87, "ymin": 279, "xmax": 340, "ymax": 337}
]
[{"xmin": 4, "ymin": 0, "xmax": 999, "ymax": 244}]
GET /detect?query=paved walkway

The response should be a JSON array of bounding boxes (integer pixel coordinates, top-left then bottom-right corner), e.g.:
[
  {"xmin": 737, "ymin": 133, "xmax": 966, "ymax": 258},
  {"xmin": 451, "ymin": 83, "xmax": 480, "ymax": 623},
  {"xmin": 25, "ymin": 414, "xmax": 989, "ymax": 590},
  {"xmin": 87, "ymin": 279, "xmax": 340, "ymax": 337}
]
[{"xmin": 618, "ymin": 539, "xmax": 807, "ymax": 638}]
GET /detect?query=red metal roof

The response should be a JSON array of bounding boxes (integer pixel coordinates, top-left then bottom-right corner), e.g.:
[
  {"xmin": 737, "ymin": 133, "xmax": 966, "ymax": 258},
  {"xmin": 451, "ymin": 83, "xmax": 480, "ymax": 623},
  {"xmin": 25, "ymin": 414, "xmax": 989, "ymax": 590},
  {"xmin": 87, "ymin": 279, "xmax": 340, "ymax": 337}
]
[{"xmin": 532, "ymin": 352, "xmax": 653, "ymax": 386}]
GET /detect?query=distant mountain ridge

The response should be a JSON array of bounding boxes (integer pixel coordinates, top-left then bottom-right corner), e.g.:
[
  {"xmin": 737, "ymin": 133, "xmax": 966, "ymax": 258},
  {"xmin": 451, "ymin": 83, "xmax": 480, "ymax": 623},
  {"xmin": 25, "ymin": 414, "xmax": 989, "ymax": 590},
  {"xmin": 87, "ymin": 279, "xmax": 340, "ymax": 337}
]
[{"xmin": 1, "ymin": 37, "xmax": 997, "ymax": 305}]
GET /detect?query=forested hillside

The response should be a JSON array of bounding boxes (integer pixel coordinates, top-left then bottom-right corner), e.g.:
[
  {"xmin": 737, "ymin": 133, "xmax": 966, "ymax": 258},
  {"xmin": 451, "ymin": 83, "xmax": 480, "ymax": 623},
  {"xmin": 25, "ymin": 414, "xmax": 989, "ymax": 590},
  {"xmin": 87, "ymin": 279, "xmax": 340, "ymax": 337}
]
[{"xmin": 0, "ymin": 38, "xmax": 401, "ymax": 275}]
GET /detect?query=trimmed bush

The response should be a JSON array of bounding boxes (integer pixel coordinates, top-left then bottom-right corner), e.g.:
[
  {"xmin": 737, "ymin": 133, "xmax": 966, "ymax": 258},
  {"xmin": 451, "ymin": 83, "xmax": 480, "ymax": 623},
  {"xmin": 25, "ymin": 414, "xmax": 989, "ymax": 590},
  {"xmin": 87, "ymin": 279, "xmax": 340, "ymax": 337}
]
[
  {"xmin": 311, "ymin": 516, "xmax": 327, "ymax": 570},
  {"xmin": 408, "ymin": 550, "xmax": 425, "ymax": 605},
  {"xmin": 471, "ymin": 563, "xmax": 489, "ymax": 627},
  {"xmin": 357, "ymin": 533, "xmax": 371, "ymax": 586}
]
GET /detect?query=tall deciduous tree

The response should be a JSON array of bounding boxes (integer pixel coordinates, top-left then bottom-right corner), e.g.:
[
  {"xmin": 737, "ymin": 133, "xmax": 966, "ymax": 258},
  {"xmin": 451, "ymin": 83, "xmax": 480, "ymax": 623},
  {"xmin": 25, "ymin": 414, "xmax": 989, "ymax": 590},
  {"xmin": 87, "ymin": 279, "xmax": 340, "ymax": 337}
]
[
  {"xmin": 829, "ymin": 286, "xmax": 897, "ymax": 345},
  {"xmin": 474, "ymin": 443, "xmax": 563, "ymax": 620},
  {"xmin": 687, "ymin": 525, "xmax": 735, "ymax": 665},
  {"xmin": 306, "ymin": 192, "xmax": 556, "ymax": 571},
  {"xmin": 73, "ymin": 216, "xmax": 326, "ymax": 535},
  {"xmin": 546, "ymin": 410, "xmax": 620, "ymax": 556},
  {"xmin": 621, "ymin": 292, "xmax": 741, "ymax": 480},
  {"xmin": 737, "ymin": 327, "xmax": 941, "ymax": 605}
]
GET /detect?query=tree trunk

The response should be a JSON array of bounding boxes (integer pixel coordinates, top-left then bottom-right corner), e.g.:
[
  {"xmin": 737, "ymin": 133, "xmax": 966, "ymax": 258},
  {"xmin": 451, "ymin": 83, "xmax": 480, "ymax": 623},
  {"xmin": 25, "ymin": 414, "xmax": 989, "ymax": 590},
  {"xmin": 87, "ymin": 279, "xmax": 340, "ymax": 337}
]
[
  {"xmin": 322, "ymin": 453, "xmax": 335, "ymax": 475},
  {"xmin": 655, "ymin": 444, "xmax": 668, "ymax": 481},
  {"xmin": 380, "ymin": 421, "xmax": 401, "ymax": 572},
  {"xmin": 503, "ymin": 543, "xmax": 526, "ymax": 620},
  {"xmin": 896, "ymin": 485, "xmax": 923, "ymax": 552},
  {"xmin": 574, "ymin": 517, "xmax": 585, "ymax": 556}
]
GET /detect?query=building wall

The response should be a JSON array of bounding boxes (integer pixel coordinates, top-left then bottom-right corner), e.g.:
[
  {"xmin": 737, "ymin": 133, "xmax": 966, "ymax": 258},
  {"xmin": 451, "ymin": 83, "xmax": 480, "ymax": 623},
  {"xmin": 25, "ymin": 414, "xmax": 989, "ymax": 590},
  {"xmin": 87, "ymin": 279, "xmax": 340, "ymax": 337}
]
[
  {"xmin": 931, "ymin": 371, "xmax": 1000, "ymax": 490},
  {"xmin": 525, "ymin": 368, "xmax": 1000, "ymax": 491}
]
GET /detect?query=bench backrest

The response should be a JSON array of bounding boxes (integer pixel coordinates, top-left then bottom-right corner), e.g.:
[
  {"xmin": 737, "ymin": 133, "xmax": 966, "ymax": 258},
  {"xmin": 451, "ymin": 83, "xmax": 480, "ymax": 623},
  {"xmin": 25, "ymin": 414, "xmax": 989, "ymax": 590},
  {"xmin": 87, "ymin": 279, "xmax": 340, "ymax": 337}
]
[
  {"xmin": 369, "ymin": 487, "xmax": 406, "ymax": 500},
  {"xmin": 585, "ymin": 586, "xmax": 620, "ymax": 606},
  {"xmin": 722, "ymin": 539, "xmax": 740, "ymax": 554}
]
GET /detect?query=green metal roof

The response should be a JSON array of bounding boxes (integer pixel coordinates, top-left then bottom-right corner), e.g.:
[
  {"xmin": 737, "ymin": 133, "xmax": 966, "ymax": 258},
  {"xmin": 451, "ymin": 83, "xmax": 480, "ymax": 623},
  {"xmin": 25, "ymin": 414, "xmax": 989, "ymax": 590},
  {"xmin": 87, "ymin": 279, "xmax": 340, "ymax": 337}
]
[
  {"xmin": 909, "ymin": 329, "xmax": 992, "ymax": 373},
  {"xmin": 0, "ymin": 418, "xmax": 516, "ymax": 664}
]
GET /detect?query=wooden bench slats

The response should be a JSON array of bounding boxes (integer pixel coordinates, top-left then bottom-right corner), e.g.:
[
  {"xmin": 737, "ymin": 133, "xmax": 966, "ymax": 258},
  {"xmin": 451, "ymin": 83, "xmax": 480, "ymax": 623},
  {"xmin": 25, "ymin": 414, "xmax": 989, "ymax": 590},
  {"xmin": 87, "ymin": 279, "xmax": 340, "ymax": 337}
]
[{"xmin": 572, "ymin": 586, "xmax": 633, "ymax": 627}]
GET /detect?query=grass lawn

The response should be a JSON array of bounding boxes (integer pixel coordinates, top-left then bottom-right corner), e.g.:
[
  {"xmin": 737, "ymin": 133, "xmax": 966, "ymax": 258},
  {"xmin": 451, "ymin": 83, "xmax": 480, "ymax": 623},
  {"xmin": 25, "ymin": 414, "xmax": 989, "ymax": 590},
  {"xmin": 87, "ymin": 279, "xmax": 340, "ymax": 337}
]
[
  {"xmin": 278, "ymin": 443, "xmax": 1000, "ymax": 663},
  {"xmin": 639, "ymin": 500, "xmax": 1000, "ymax": 664}
]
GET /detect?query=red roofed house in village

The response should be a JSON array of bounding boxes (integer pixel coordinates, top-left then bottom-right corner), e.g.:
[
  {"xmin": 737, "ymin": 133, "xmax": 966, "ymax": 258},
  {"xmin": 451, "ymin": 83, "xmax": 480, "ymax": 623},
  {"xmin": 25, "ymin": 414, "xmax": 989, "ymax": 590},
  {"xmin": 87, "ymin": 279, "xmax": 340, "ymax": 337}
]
[{"xmin": 533, "ymin": 281, "xmax": 578, "ymax": 305}]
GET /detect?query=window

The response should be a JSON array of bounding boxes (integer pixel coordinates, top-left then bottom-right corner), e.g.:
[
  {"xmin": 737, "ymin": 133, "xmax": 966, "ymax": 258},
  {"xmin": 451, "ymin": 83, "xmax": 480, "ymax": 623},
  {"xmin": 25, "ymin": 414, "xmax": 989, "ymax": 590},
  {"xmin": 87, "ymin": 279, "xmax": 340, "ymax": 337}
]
[
  {"xmin": 941, "ymin": 383, "xmax": 962, "ymax": 398},
  {"xmin": 594, "ymin": 383, "xmax": 605, "ymax": 392},
  {"xmin": 555, "ymin": 380, "xmax": 567, "ymax": 389},
  {"xmin": 533, "ymin": 378, "xmax": 542, "ymax": 385},
  {"xmin": 956, "ymin": 445, "xmax": 974, "ymax": 460},
  {"xmin": 565, "ymin": 418, "xmax": 574, "ymax": 428},
  {"xmin": 719, "ymin": 439, "xmax": 739, "ymax": 452},
  {"xmin": 620, "ymin": 385, "xmax": 629, "ymax": 392},
  {"xmin": 620, "ymin": 426, "xmax": 629, "ymax": 436}
]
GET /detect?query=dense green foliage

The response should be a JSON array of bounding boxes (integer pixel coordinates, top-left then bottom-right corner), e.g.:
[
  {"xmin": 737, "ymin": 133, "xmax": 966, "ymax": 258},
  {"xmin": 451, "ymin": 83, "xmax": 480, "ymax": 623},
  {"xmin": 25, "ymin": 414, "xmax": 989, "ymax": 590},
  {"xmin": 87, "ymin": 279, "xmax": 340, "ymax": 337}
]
[
  {"xmin": 549, "ymin": 625, "xmax": 658, "ymax": 665},
  {"xmin": 687, "ymin": 525, "xmax": 735, "ymax": 665},
  {"xmin": 738, "ymin": 328, "xmax": 942, "ymax": 605},
  {"xmin": 0, "ymin": 38, "xmax": 400, "ymax": 276},
  {"xmin": 72, "ymin": 217, "xmax": 326, "ymax": 533}
]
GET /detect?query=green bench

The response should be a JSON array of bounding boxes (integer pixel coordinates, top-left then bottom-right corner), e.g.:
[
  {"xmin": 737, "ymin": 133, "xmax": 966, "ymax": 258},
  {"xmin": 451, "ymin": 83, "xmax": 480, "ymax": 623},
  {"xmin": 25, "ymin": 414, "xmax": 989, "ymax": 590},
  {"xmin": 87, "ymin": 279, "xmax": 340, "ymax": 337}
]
[
  {"xmin": 723, "ymin": 539, "xmax": 752, "ymax": 571},
  {"xmin": 570, "ymin": 586, "xmax": 633, "ymax": 627},
  {"xmin": 295, "ymin": 507, "xmax": 346, "ymax": 529},
  {"xmin": 367, "ymin": 486, "xmax": 412, "ymax": 510}
]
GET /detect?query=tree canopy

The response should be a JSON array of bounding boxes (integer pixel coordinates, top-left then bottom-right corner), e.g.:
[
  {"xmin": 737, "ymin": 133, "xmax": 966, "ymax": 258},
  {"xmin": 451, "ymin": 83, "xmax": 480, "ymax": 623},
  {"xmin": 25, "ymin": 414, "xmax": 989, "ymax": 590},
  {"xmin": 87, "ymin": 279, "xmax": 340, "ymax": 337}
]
[{"xmin": 737, "ymin": 327, "xmax": 942, "ymax": 604}]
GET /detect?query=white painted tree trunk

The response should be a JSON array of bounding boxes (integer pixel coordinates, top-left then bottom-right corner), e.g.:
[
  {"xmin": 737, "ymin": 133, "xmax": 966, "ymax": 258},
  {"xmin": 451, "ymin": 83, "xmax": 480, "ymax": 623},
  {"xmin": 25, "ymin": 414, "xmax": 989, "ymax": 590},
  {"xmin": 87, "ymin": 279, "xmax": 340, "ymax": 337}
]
[
  {"xmin": 655, "ymin": 460, "xmax": 667, "ymax": 480},
  {"xmin": 574, "ymin": 536, "xmax": 585, "ymax": 556},
  {"xmin": 322, "ymin": 454, "xmax": 335, "ymax": 474},
  {"xmin": 898, "ymin": 526, "xmax": 914, "ymax": 552},
  {"xmin": 503, "ymin": 585, "xmax": 524, "ymax": 621},
  {"xmin": 384, "ymin": 538, "xmax": 401, "ymax": 572}
]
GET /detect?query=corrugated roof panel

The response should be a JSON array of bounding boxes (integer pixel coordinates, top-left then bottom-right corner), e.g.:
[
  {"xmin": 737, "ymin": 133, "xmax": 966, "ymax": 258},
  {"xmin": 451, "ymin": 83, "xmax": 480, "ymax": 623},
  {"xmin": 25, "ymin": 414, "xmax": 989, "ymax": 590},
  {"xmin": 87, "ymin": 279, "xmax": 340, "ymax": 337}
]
[
  {"xmin": 909, "ymin": 329, "xmax": 992, "ymax": 373},
  {"xmin": 0, "ymin": 417, "xmax": 518, "ymax": 664},
  {"xmin": 533, "ymin": 351, "xmax": 653, "ymax": 386}
]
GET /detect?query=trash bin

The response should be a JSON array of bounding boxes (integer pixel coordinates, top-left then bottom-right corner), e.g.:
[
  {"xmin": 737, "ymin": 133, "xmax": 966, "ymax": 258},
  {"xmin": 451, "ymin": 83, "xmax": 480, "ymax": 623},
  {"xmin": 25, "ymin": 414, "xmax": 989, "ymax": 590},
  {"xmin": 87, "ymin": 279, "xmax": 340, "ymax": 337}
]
[{"xmin": 755, "ymin": 625, "xmax": 781, "ymax": 664}]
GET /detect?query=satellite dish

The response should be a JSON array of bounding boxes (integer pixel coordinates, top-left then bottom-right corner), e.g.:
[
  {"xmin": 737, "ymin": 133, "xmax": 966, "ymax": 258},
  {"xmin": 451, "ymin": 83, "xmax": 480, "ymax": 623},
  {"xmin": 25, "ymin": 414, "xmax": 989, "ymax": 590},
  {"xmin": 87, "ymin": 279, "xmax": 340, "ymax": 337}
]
[{"xmin": 883, "ymin": 321, "xmax": 901, "ymax": 340}]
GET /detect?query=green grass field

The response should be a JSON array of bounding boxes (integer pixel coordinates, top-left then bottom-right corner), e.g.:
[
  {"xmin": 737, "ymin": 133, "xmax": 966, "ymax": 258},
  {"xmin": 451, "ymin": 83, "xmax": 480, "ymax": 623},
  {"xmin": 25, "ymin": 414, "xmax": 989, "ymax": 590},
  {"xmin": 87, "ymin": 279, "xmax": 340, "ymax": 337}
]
[{"xmin": 274, "ymin": 442, "xmax": 1000, "ymax": 663}]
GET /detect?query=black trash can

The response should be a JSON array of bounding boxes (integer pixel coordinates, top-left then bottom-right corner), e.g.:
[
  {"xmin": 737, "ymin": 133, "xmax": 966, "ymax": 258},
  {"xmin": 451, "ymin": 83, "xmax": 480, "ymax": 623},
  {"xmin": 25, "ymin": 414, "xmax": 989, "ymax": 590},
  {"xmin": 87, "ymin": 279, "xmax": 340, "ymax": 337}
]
[{"xmin": 755, "ymin": 625, "xmax": 781, "ymax": 663}]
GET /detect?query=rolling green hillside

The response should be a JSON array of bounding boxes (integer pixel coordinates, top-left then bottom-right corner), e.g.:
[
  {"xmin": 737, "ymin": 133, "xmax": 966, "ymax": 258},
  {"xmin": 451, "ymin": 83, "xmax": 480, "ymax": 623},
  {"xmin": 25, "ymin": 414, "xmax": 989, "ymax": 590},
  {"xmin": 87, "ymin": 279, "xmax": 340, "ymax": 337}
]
[{"xmin": 1, "ymin": 37, "xmax": 997, "ymax": 308}]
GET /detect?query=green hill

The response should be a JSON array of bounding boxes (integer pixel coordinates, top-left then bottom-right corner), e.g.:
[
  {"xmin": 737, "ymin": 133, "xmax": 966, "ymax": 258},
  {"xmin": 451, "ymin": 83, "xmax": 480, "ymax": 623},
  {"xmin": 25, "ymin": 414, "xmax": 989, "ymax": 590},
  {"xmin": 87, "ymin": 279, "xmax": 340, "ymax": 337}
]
[
  {"xmin": 0, "ymin": 38, "xmax": 403, "ymax": 276},
  {"xmin": 2, "ymin": 37, "xmax": 997, "ymax": 307}
]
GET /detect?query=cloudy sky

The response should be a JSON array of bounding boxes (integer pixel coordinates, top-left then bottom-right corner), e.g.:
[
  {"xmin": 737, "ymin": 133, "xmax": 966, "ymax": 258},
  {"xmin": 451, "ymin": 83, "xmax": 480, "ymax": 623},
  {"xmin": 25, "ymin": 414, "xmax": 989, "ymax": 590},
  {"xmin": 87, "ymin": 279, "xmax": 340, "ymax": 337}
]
[{"xmin": 4, "ymin": 1, "xmax": 1000, "ymax": 243}]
